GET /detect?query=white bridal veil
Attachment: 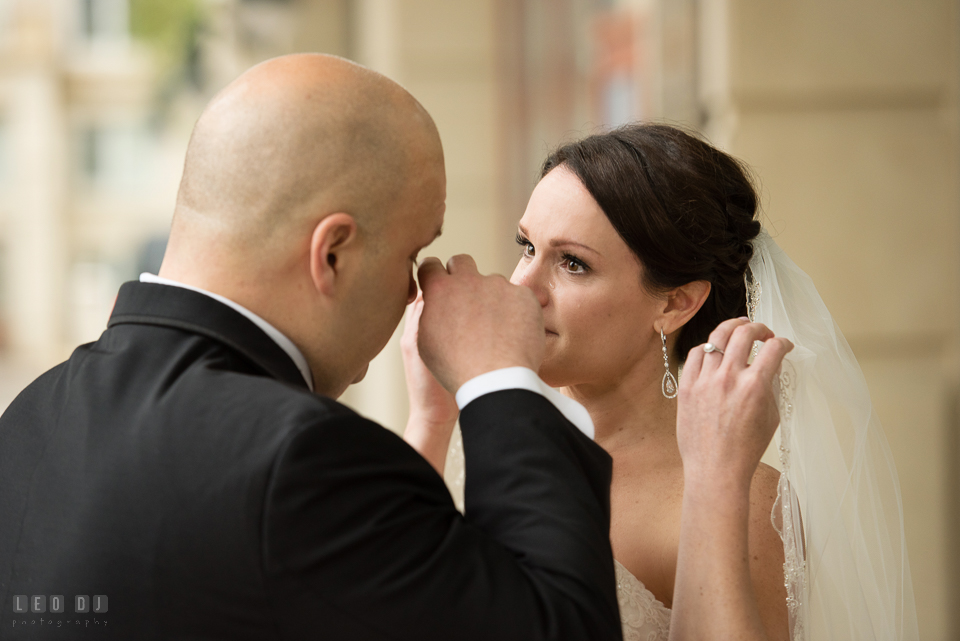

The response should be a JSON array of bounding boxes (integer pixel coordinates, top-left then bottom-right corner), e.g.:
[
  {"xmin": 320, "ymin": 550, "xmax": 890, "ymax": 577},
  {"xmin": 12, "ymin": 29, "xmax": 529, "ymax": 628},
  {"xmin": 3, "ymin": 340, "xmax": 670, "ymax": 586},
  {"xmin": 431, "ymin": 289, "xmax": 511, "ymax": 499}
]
[{"xmin": 748, "ymin": 230, "xmax": 919, "ymax": 641}]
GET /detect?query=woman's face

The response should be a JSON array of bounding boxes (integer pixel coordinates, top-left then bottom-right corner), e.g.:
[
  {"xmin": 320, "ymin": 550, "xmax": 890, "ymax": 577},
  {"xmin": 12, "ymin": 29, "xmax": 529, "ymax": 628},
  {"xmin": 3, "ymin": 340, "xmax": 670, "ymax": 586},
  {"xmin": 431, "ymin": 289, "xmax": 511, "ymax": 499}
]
[{"xmin": 510, "ymin": 166, "xmax": 664, "ymax": 389}]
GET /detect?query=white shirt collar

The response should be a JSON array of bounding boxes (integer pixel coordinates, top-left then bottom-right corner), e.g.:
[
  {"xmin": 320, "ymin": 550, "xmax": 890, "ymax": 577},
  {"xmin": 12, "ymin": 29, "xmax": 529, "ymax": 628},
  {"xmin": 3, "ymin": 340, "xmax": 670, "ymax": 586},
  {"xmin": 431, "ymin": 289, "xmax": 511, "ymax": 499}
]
[{"xmin": 138, "ymin": 273, "xmax": 314, "ymax": 391}]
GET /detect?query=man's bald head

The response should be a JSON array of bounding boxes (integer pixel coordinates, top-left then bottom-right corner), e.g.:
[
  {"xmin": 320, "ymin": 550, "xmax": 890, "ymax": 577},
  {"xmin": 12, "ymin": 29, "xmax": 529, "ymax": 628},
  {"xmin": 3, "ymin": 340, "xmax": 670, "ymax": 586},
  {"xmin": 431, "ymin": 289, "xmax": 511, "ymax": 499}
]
[
  {"xmin": 160, "ymin": 54, "xmax": 447, "ymax": 395},
  {"xmin": 172, "ymin": 54, "xmax": 441, "ymax": 254}
]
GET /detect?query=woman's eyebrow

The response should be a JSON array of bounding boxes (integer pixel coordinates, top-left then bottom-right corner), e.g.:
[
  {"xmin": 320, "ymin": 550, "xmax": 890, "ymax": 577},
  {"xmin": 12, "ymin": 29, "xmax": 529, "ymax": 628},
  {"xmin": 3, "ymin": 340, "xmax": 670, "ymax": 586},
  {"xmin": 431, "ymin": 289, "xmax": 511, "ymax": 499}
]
[
  {"xmin": 549, "ymin": 238, "xmax": 599, "ymax": 255},
  {"xmin": 518, "ymin": 223, "xmax": 600, "ymax": 256}
]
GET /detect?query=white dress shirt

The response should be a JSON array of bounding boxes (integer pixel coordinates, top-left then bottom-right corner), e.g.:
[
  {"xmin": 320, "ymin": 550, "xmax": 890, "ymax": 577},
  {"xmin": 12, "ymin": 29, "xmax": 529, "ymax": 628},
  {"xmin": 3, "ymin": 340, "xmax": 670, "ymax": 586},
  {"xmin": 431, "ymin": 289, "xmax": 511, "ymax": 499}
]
[
  {"xmin": 139, "ymin": 273, "xmax": 315, "ymax": 391},
  {"xmin": 455, "ymin": 367, "xmax": 594, "ymax": 439},
  {"xmin": 138, "ymin": 274, "xmax": 594, "ymax": 439}
]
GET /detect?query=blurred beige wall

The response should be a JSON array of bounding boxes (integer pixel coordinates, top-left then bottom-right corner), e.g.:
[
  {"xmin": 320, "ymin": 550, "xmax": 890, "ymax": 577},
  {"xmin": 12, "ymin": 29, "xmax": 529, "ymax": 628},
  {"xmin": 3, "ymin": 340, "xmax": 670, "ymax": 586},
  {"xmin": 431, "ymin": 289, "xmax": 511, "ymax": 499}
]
[
  {"xmin": 701, "ymin": 0, "xmax": 960, "ymax": 637},
  {"xmin": 340, "ymin": 0, "xmax": 503, "ymax": 432}
]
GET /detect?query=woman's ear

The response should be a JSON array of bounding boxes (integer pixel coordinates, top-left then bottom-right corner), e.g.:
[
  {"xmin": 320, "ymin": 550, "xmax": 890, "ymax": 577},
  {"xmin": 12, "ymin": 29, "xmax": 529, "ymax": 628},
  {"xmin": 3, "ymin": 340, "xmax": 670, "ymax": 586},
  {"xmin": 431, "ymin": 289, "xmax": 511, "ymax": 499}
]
[
  {"xmin": 309, "ymin": 213, "xmax": 359, "ymax": 296},
  {"xmin": 658, "ymin": 280, "xmax": 711, "ymax": 334}
]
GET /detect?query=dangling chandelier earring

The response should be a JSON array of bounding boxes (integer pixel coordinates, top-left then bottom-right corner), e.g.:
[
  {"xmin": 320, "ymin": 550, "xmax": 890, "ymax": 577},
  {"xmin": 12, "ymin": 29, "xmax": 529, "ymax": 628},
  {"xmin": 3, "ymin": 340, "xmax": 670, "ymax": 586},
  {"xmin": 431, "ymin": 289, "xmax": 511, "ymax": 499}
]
[{"xmin": 661, "ymin": 328, "xmax": 678, "ymax": 399}]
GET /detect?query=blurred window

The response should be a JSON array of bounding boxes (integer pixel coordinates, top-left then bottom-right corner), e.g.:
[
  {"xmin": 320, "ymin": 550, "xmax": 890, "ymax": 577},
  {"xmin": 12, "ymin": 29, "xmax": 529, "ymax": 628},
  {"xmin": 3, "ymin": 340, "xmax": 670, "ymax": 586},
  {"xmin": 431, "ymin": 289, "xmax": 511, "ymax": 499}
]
[
  {"xmin": 0, "ymin": 124, "xmax": 4, "ymax": 344},
  {"xmin": 0, "ymin": 243, "xmax": 6, "ymax": 351},
  {"xmin": 79, "ymin": 0, "xmax": 130, "ymax": 43},
  {"xmin": 68, "ymin": 261, "xmax": 120, "ymax": 346},
  {"xmin": 498, "ymin": 0, "xmax": 700, "ymax": 241},
  {"xmin": 77, "ymin": 124, "xmax": 155, "ymax": 193},
  {"xmin": 0, "ymin": 121, "xmax": 8, "ymax": 189},
  {"xmin": 591, "ymin": 9, "xmax": 647, "ymax": 127},
  {"xmin": 0, "ymin": 1, "xmax": 12, "ymax": 41},
  {"xmin": 135, "ymin": 235, "xmax": 168, "ymax": 277}
]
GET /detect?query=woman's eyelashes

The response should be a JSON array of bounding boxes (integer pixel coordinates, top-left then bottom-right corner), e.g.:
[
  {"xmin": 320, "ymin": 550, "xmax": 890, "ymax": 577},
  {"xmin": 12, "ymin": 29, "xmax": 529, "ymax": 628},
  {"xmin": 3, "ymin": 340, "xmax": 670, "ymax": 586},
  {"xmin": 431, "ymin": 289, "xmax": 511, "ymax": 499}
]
[
  {"xmin": 516, "ymin": 232, "xmax": 534, "ymax": 257},
  {"xmin": 515, "ymin": 232, "xmax": 590, "ymax": 275}
]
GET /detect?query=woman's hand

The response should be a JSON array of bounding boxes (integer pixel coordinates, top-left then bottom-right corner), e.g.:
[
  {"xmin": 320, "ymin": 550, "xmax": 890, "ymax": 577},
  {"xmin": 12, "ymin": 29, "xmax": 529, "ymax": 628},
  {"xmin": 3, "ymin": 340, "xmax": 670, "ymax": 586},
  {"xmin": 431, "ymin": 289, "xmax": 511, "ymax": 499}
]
[
  {"xmin": 670, "ymin": 318, "xmax": 794, "ymax": 641},
  {"xmin": 401, "ymin": 293, "xmax": 460, "ymax": 475},
  {"xmin": 677, "ymin": 318, "xmax": 794, "ymax": 490}
]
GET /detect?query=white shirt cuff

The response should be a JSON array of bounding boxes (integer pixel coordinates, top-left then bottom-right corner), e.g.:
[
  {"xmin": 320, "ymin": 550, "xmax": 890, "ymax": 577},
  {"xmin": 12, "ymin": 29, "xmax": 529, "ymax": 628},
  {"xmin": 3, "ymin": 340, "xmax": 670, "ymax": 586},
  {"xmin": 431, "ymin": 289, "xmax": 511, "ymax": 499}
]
[{"xmin": 455, "ymin": 367, "xmax": 594, "ymax": 440}]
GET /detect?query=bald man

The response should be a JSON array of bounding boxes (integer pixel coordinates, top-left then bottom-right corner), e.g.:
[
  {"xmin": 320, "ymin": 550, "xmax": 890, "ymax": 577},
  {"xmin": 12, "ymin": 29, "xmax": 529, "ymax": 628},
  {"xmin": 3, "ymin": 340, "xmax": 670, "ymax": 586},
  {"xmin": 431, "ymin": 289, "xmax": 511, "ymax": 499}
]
[
  {"xmin": 0, "ymin": 54, "xmax": 792, "ymax": 641},
  {"xmin": 0, "ymin": 54, "xmax": 620, "ymax": 640}
]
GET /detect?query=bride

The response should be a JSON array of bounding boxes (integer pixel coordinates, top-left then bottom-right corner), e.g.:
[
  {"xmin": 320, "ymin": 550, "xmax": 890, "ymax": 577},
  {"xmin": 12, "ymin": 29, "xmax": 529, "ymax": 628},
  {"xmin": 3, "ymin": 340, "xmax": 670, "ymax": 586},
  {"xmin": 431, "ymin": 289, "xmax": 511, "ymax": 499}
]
[{"xmin": 402, "ymin": 123, "xmax": 918, "ymax": 641}]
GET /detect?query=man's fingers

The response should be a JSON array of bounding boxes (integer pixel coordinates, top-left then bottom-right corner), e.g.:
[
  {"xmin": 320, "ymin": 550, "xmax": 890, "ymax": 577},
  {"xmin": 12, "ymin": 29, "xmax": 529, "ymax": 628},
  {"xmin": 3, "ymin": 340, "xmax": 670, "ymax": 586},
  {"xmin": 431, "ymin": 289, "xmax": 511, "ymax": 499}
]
[
  {"xmin": 417, "ymin": 257, "xmax": 448, "ymax": 295},
  {"xmin": 418, "ymin": 255, "xmax": 480, "ymax": 291},
  {"xmin": 751, "ymin": 337, "xmax": 795, "ymax": 382},
  {"xmin": 446, "ymin": 254, "xmax": 479, "ymax": 276},
  {"xmin": 722, "ymin": 322, "xmax": 775, "ymax": 371}
]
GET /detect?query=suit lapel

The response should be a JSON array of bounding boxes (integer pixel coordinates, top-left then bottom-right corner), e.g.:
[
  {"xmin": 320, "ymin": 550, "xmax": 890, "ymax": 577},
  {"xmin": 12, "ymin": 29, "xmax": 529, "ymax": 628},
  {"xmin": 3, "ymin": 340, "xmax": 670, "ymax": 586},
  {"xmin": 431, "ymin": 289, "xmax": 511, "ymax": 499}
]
[{"xmin": 108, "ymin": 281, "xmax": 310, "ymax": 391}]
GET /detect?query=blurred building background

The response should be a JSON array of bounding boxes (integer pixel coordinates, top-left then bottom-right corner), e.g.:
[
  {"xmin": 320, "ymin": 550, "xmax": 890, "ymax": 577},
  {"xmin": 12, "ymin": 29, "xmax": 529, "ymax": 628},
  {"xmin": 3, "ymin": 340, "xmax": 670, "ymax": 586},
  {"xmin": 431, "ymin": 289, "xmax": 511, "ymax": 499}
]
[{"xmin": 0, "ymin": 0, "xmax": 955, "ymax": 637}]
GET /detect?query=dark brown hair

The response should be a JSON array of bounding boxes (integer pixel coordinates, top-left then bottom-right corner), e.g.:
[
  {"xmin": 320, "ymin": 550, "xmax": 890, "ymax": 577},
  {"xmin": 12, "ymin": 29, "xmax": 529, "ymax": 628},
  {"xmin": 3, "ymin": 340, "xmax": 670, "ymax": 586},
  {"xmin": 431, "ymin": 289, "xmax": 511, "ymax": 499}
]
[{"xmin": 541, "ymin": 123, "xmax": 761, "ymax": 358}]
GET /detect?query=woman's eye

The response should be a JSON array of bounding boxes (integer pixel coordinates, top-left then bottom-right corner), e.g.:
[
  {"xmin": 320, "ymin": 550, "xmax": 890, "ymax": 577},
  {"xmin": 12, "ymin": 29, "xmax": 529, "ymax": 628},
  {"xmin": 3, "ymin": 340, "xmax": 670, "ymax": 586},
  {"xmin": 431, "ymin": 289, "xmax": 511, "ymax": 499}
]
[
  {"xmin": 562, "ymin": 255, "xmax": 588, "ymax": 274},
  {"xmin": 516, "ymin": 233, "xmax": 535, "ymax": 257}
]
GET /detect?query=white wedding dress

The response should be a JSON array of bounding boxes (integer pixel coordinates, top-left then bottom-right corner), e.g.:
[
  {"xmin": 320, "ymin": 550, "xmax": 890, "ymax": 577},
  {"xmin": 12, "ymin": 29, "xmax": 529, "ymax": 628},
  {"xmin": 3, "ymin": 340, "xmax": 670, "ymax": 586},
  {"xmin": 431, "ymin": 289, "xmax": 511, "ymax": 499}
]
[{"xmin": 615, "ymin": 560, "xmax": 671, "ymax": 641}]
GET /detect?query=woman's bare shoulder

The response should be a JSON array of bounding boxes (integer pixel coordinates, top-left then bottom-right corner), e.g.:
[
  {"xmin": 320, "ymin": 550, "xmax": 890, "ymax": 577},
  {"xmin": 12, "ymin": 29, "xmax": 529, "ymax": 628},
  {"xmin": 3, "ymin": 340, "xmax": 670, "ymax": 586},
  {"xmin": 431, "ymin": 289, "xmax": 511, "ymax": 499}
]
[
  {"xmin": 748, "ymin": 464, "xmax": 786, "ymax": 588},
  {"xmin": 749, "ymin": 464, "xmax": 791, "ymax": 640}
]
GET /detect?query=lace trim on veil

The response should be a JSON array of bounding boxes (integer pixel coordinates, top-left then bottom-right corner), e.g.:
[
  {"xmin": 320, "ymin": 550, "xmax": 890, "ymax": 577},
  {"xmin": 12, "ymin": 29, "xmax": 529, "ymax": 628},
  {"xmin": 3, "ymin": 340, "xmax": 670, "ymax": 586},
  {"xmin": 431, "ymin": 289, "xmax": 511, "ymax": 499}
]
[{"xmin": 747, "ymin": 266, "xmax": 806, "ymax": 641}]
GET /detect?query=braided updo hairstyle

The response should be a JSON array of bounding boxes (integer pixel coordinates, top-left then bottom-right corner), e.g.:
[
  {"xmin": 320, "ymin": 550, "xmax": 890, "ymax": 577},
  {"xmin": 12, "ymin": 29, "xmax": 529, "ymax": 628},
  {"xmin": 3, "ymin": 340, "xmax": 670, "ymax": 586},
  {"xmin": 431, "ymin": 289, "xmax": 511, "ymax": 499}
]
[{"xmin": 540, "ymin": 124, "xmax": 761, "ymax": 359}]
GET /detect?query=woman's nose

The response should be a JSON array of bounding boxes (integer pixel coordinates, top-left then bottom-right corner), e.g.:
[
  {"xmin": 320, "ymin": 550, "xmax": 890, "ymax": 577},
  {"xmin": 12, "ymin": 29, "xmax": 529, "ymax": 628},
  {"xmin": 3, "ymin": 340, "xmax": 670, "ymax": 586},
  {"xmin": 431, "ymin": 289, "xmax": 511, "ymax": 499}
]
[{"xmin": 510, "ymin": 261, "xmax": 549, "ymax": 307}]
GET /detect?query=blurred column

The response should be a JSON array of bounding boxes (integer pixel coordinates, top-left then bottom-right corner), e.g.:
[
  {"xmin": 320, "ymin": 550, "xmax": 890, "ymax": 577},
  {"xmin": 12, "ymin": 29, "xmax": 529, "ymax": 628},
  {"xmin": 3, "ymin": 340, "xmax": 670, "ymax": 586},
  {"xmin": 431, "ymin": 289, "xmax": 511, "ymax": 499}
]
[
  {"xmin": 700, "ymin": 0, "xmax": 960, "ymax": 638},
  {"xmin": 5, "ymin": 0, "xmax": 67, "ymax": 367},
  {"xmin": 341, "ymin": 0, "xmax": 501, "ymax": 437},
  {"xmin": 339, "ymin": 0, "xmax": 405, "ymax": 432},
  {"xmin": 354, "ymin": 0, "xmax": 398, "ymax": 80}
]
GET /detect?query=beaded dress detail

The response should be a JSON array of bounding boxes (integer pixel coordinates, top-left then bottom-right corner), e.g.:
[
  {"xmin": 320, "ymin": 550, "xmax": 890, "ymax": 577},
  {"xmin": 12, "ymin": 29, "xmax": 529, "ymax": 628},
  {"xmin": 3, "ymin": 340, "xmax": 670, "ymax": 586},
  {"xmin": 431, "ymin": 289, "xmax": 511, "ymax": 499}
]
[{"xmin": 615, "ymin": 560, "xmax": 671, "ymax": 641}]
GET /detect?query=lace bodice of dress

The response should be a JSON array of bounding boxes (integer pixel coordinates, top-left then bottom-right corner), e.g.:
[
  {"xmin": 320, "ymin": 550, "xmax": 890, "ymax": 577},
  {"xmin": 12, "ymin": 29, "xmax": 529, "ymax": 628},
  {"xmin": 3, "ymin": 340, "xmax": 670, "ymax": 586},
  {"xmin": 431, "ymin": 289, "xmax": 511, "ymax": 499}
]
[{"xmin": 615, "ymin": 559, "xmax": 671, "ymax": 641}]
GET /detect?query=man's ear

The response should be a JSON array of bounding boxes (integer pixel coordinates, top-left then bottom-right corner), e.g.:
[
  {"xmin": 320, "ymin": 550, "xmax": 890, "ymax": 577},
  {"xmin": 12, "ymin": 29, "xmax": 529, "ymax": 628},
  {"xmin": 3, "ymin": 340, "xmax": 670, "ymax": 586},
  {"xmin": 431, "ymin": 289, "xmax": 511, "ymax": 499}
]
[
  {"xmin": 657, "ymin": 280, "xmax": 711, "ymax": 335},
  {"xmin": 309, "ymin": 213, "xmax": 359, "ymax": 296}
]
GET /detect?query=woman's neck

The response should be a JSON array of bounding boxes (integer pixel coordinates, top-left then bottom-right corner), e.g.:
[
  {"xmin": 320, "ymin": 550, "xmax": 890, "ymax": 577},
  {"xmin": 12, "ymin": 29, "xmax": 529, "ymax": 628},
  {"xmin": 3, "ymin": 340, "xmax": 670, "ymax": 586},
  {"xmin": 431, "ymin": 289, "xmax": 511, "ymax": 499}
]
[{"xmin": 561, "ymin": 364, "xmax": 679, "ymax": 453}]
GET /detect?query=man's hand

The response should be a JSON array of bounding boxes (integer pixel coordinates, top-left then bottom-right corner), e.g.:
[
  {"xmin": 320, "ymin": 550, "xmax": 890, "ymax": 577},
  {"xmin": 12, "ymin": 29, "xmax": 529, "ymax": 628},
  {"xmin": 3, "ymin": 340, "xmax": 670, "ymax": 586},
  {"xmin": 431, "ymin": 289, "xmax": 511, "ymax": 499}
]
[
  {"xmin": 676, "ymin": 318, "xmax": 794, "ymax": 490},
  {"xmin": 416, "ymin": 255, "xmax": 545, "ymax": 393}
]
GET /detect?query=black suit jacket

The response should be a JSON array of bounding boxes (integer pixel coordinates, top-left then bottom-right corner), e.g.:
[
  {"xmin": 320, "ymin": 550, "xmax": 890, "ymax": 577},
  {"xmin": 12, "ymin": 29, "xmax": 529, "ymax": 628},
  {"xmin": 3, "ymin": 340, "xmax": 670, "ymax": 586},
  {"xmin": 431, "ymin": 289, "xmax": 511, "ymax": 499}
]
[{"xmin": 0, "ymin": 282, "xmax": 620, "ymax": 640}]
